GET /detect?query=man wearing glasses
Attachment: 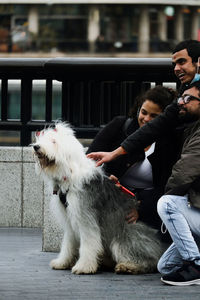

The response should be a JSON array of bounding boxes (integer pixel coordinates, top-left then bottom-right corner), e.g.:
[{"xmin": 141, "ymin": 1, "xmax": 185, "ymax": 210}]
[{"xmin": 157, "ymin": 81, "xmax": 200, "ymax": 286}]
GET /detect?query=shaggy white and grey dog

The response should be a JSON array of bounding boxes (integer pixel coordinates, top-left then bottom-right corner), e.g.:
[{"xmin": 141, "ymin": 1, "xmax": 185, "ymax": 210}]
[{"xmin": 33, "ymin": 122, "xmax": 164, "ymax": 275}]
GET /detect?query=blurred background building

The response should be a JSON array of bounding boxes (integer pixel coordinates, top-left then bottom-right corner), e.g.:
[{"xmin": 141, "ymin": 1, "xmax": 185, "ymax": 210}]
[
  {"xmin": 0, "ymin": 0, "xmax": 199, "ymax": 145},
  {"xmin": 0, "ymin": 0, "xmax": 199, "ymax": 57}
]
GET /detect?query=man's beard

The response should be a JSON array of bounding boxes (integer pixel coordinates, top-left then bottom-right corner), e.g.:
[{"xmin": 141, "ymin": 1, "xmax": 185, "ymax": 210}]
[{"xmin": 179, "ymin": 108, "xmax": 199, "ymax": 122}]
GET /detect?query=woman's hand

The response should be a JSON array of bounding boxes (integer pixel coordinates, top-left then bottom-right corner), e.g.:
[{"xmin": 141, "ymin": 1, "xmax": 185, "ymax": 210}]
[
  {"xmin": 126, "ymin": 208, "xmax": 139, "ymax": 224},
  {"xmin": 109, "ymin": 174, "xmax": 119, "ymax": 183}
]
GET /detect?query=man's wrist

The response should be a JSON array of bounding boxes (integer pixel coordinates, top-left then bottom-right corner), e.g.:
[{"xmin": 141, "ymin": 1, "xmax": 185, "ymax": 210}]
[{"xmin": 112, "ymin": 146, "xmax": 127, "ymax": 159}]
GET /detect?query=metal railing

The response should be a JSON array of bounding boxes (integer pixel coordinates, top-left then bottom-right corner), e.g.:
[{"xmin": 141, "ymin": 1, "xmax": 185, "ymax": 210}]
[{"xmin": 0, "ymin": 57, "xmax": 178, "ymax": 146}]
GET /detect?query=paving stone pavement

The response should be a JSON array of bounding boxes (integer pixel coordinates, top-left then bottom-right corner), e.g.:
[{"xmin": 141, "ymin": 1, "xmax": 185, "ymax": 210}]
[{"xmin": 0, "ymin": 227, "xmax": 200, "ymax": 300}]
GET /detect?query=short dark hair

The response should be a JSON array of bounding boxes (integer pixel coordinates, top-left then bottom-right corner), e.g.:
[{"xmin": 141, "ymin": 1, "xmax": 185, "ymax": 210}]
[
  {"xmin": 189, "ymin": 80, "xmax": 200, "ymax": 96},
  {"xmin": 129, "ymin": 86, "xmax": 177, "ymax": 117},
  {"xmin": 172, "ymin": 40, "xmax": 200, "ymax": 63}
]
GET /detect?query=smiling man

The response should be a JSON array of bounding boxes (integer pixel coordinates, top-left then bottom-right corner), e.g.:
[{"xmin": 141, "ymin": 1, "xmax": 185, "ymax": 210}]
[{"xmin": 172, "ymin": 40, "xmax": 200, "ymax": 90}]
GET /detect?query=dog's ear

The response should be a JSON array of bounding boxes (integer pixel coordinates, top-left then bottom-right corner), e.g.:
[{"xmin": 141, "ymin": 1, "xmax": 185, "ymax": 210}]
[
  {"xmin": 35, "ymin": 130, "xmax": 44, "ymax": 137},
  {"xmin": 55, "ymin": 122, "xmax": 74, "ymax": 136}
]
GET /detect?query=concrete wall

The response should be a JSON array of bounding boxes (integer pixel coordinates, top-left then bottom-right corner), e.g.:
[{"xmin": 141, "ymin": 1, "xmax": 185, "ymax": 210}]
[
  {"xmin": 0, "ymin": 147, "xmax": 43, "ymax": 227},
  {"xmin": 0, "ymin": 146, "xmax": 62, "ymax": 252},
  {"xmin": 43, "ymin": 186, "xmax": 63, "ymax": 252}
]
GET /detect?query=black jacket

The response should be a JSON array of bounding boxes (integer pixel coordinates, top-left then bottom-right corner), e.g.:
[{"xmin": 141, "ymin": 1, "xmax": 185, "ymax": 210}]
[
  {"xmin": 118, "ymin": 101, "xmax": 200, "ymax": 207},
  {"xmin": 87, "ymin": 115, "xmax": 179, "ymax": 190},
  {"xmin": 121, "ymin": 102, "xmax": 181, "ymax": 155}
]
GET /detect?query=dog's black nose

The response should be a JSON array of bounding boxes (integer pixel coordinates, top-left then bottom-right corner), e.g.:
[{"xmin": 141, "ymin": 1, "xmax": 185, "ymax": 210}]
[{"xmin": 34, "ymin": 145, "xmax": 40, "ymax": 152}]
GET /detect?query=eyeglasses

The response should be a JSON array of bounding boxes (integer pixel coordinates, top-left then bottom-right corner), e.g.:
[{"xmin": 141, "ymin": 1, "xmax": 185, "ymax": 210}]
[{"xmin": 177, "ymin": 94, "xmax": 200, "ymax": 105}]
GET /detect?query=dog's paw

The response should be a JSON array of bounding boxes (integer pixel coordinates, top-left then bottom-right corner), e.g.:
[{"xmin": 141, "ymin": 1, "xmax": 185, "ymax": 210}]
[
  {"xmin": 50, "ymin": 258, "xmax": 71, "ymax": 270},
  {"xmin": 72, "ymin": 261, "xmax": 98, "ymax": 274},
  {"xmin": 115, "ymin": 262, "xmax": 141, "ymax": 274}
]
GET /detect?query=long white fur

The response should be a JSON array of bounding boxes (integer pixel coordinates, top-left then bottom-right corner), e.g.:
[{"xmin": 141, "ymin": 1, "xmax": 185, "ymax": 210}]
[
  {"xmin": 33, "ymin": 122, "xmax": 165, "ymax": 275},
  {"xmin": 33, "ymin": 123, "xmax": 104, "ymax": 274}
]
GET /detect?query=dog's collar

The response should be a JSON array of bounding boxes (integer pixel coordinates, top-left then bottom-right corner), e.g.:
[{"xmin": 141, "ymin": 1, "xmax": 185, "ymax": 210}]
[
  {"xmin": 53, "ymin": 177, "xmax": 69, "ymax": 207},
  {"xmin": 59, "ymin": 190, "xmax": 69, "ymax": 208},
  {"xmin": 53, "ymin": 190, "xmax": 69, "ymax": 208},
  {"xmin": 53, "ymin": 176, "xmax": 68, "ymax": 195}
]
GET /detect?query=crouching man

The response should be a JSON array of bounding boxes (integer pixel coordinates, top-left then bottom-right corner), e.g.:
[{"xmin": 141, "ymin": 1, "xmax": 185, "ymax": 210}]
[{"xmin": 157, "ymin": 81, "xmax": 200, "ymax": 286}]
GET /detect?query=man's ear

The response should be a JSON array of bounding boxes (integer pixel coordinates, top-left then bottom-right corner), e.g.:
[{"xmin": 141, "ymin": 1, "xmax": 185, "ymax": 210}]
[{"xmin": 197, "ymin": 57, "xmax": 200, "ymax": 74}]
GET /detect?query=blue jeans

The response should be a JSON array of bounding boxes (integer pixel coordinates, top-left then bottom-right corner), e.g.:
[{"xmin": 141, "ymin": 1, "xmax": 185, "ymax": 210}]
[{"xmin": 157, "ymin": 194, "xmax": 200, "ymax": 275}]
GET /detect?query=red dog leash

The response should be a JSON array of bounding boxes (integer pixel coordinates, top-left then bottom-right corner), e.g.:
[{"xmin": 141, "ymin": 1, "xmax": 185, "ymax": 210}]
[{"xmin": 116, "ymin": 182, "xmax": 135, "ymax": 197}]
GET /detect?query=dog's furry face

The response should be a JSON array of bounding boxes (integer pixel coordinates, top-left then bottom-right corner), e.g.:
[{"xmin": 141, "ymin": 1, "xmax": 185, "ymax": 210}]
[
  {"xmin": 32, "ymin": 122, "xmax": 97, "ymax": 188},
  {"xmin": 33, "ymin": 128, "xmax": 59, "ymax": 169},
  {"xmin": 32, "ymin": 123, "xmax": 78, "ymax": 172}
]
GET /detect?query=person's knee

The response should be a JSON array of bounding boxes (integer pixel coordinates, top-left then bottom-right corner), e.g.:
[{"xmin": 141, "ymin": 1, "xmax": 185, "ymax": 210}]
[
  {"xmin": 157, "ymin": 195, "xmax": 169, "ymax": 218},
  {"xmin": 157, "ymin": 254, "xmax": 172, "ymax": 275},
  {"xmin": 157, "ymin": 257, "xmax": 163, "ymax": 274},
  {"xmin": 157, "ymin": 256, "xmax": 181, "ymax": 275}
]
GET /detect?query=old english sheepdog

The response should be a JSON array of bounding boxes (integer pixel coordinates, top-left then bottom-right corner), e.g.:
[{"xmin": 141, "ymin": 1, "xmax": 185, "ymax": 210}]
[{"xmin": 32, "ymin": 122, "xmax": 164, "ymax": 275}]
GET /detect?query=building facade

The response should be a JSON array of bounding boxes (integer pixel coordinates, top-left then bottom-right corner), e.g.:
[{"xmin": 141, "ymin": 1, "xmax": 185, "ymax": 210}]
[{"xmin": 0, "ymin": 0, "xmax": 199, "ymax": 54}]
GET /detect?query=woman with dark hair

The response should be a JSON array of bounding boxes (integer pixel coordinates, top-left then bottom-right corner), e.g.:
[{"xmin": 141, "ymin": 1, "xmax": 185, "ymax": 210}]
[{"xmin": 87, "ymin": 86, "xmax": 180, "ymax": 236}]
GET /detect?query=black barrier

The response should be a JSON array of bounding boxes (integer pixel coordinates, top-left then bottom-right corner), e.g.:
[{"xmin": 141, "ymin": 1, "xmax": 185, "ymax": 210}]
[{"xmin": 0, "ymin": 58, "xmax": 178, "ymax": 146}]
